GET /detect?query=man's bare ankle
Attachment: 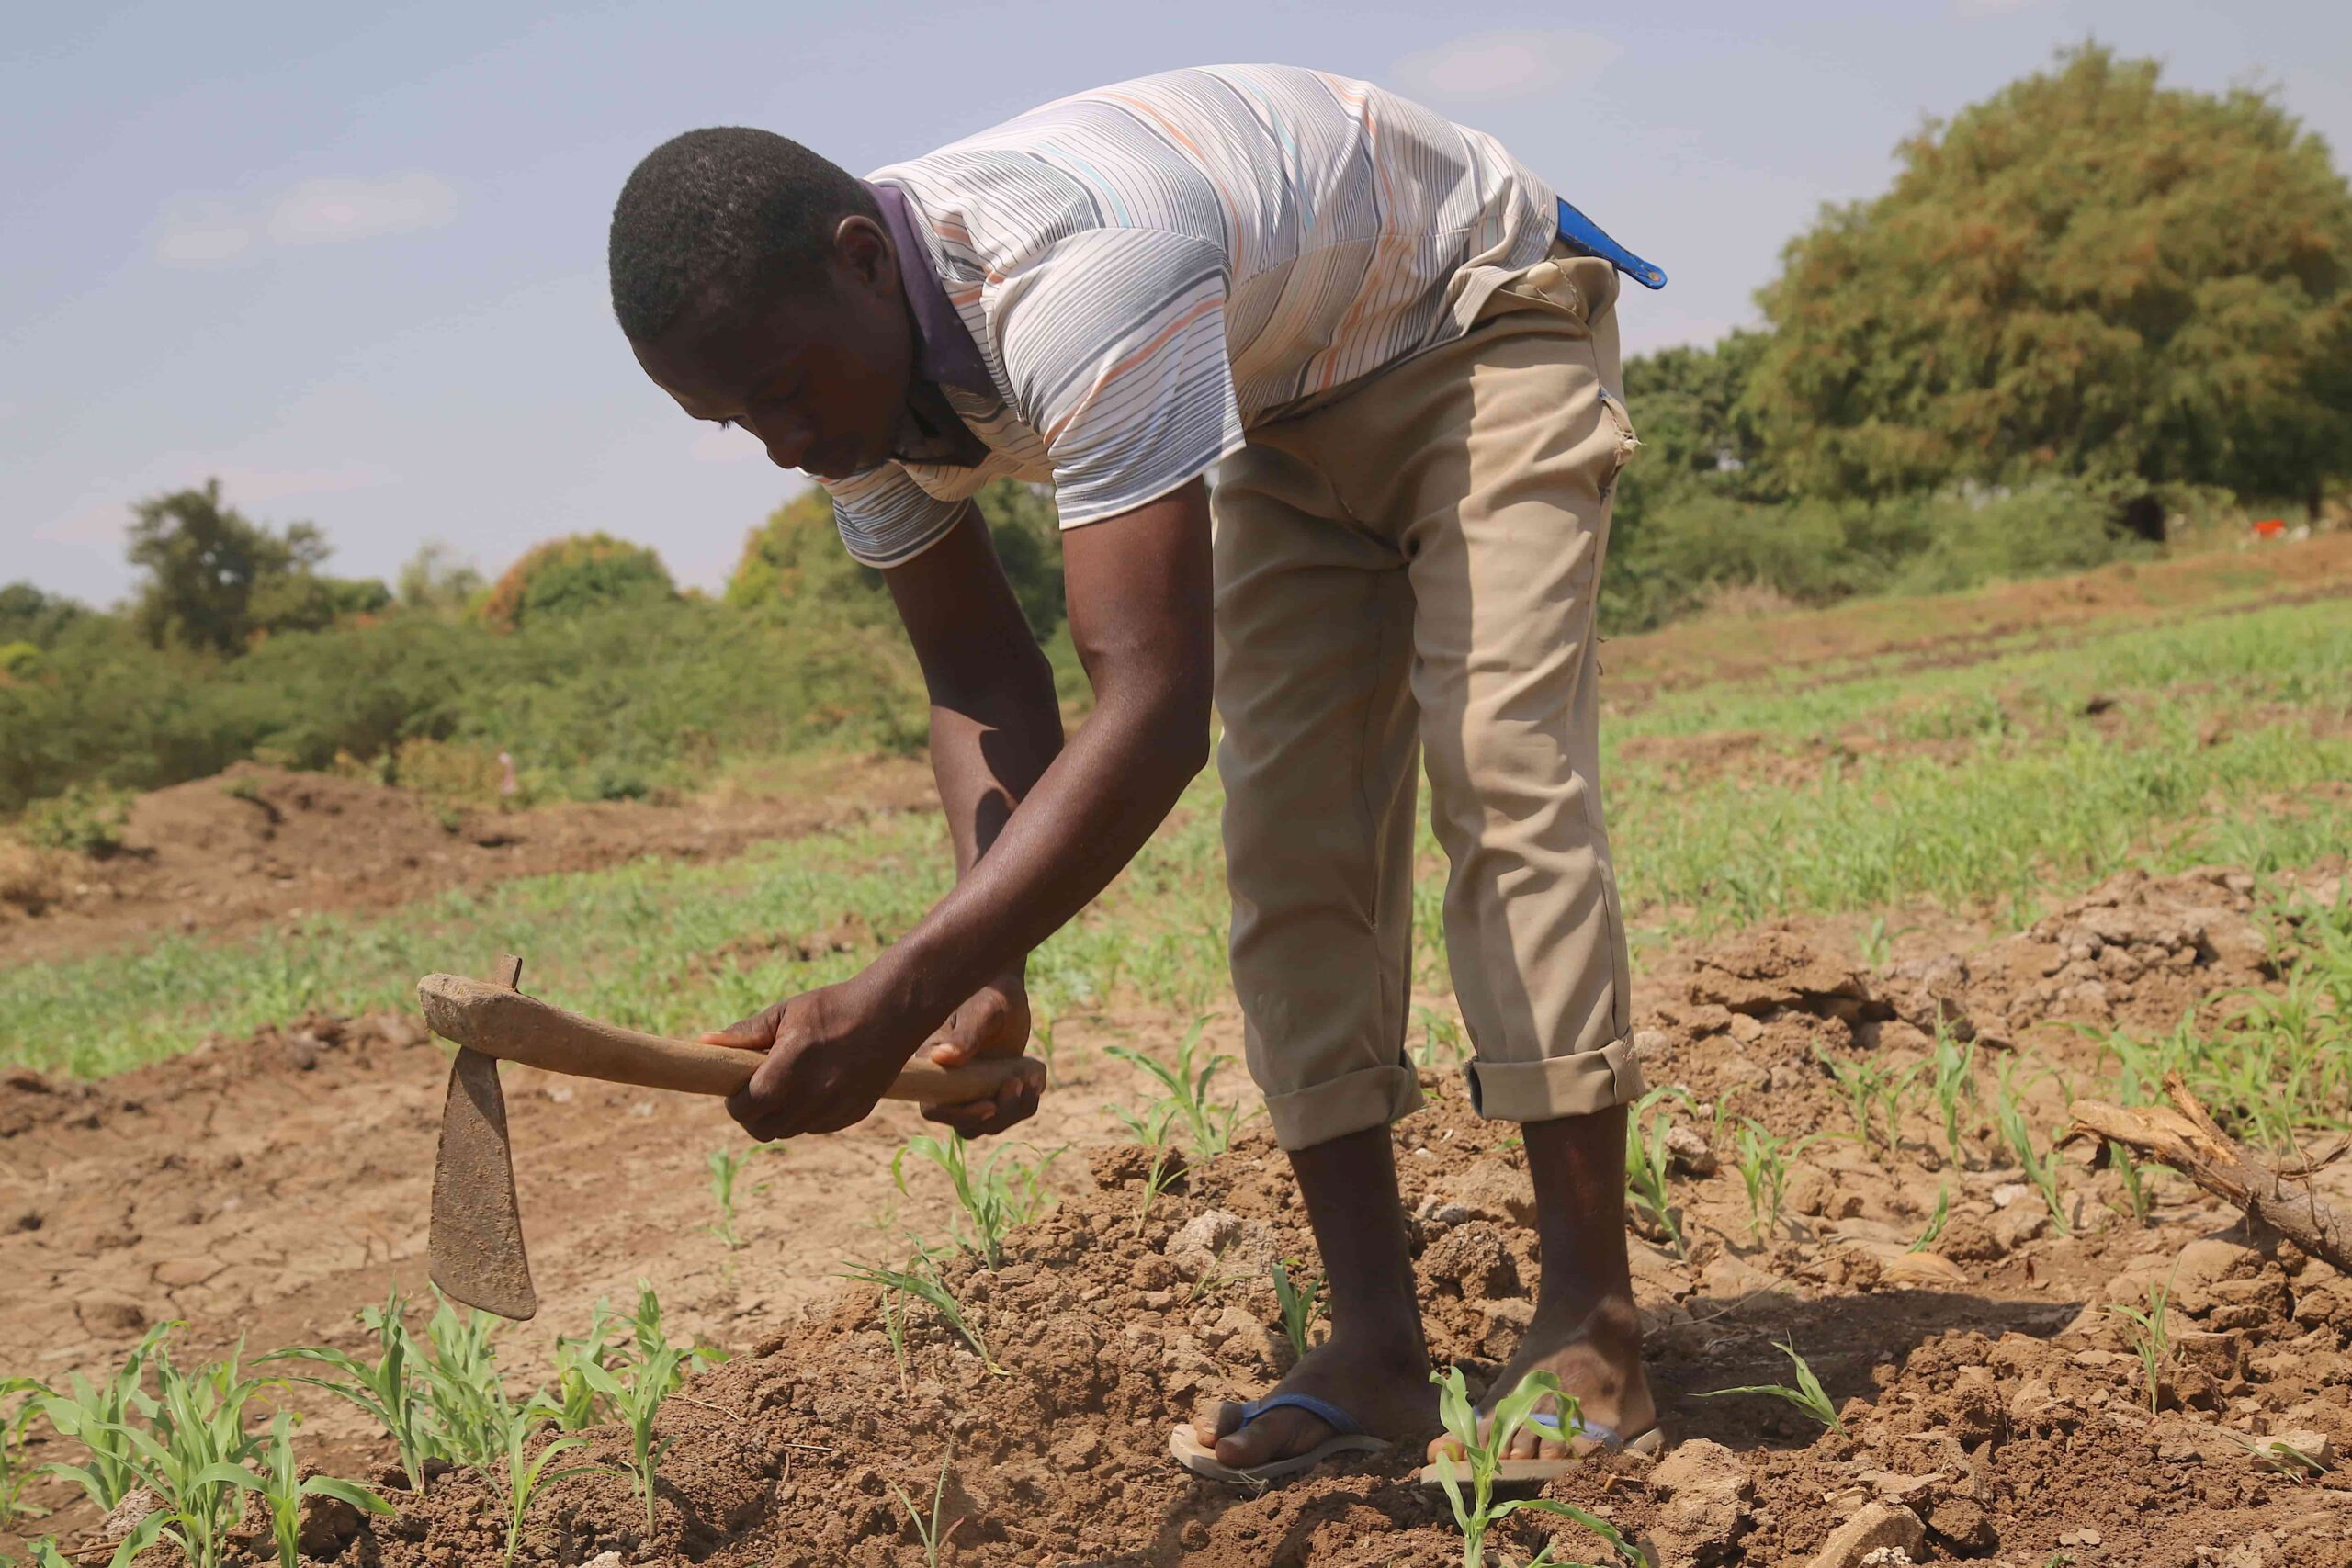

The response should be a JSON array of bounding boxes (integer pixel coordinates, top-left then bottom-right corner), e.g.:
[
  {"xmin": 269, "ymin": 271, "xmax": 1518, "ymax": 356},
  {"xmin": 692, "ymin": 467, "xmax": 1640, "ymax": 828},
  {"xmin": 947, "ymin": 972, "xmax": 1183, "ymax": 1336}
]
[
  {"xmin": 1320, "ymin": 1320, "xmax": 1427, "ymax": 1364},
  {"xmin": 1528, "ymin": 1290, "xmax": 1641, "ymax": 1342}
]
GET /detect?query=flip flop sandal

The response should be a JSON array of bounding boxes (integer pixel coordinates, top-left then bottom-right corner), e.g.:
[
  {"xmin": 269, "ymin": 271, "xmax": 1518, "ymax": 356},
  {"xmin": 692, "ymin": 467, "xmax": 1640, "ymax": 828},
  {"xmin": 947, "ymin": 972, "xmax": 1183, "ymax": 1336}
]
[
  {"xmin": 1416, "ymin": 1416, "xmax": 1664, "ymax": 1487},
  {"xmin": 1169, "ymin": 1392, "xmax": 1391, "ymax": 1485}
]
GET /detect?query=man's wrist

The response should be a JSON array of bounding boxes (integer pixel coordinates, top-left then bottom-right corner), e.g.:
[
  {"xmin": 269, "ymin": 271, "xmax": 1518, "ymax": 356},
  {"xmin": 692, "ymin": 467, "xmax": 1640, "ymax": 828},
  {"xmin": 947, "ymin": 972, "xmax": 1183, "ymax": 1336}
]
[{"xmin": 865, "ymin": 930, "xmax": 975, "ymax": 1034}]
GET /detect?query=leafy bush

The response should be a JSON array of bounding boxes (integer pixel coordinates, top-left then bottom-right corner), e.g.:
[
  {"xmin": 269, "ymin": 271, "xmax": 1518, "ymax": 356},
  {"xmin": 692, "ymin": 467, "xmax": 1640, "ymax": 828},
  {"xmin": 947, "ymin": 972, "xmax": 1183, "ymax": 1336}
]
[
  {"xmin": 19, "ymin": 784, "xmax": 130, "ymax": 857},
  {"xmin": 0, "ymin": 582, "xmax": 86, "ymax": 649},
  {"xmin": 1601, "ymin": 473, "xmax": 2154, "ymax": 632},
  {"xmin": 479, "ymin": 533, "xmax": 675, "ymax": 631},
  {"xmin": 727, "ymin": 479, "xmax": 1065, "ymax": 642},
  {"xmin": 0, "ymin": 594, "xmax": 928, "ymax": 817}
]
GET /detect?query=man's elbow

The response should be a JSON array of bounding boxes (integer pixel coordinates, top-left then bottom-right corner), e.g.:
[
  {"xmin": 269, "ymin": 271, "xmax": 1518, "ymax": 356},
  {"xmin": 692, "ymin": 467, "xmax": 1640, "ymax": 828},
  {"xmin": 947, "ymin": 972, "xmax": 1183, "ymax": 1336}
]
[{"xmin": 1143, "ymin": 682, "xmax": 1213, "ymax": 795}]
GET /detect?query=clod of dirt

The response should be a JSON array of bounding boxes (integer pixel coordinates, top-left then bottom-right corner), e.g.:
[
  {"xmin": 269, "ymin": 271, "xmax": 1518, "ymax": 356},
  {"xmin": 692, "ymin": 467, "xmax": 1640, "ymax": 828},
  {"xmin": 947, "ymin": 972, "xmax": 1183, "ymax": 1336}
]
[
  {"xmin": 100, "ymin": 1487, "xmax": 160, "ymax": 1541},
  {"xmin": 294, "ymin": 1471, "xmax": 368, "ymax": 1556},
  {"xmin": 1687, "ymin": 929, "xmax": 1881, "ymax": 1019},
  {"xmin": 1421, "ymin": 1221, "xmax": 1519, "ymax": 1300},
  {"xmin": 1090, "ymin": 1141, "xmax": 1186, "ymax": 1193},
  {"xmin": 1666, "ymin": 1122, "xmax": 1717, "ymax": 1177},
  {"xmin": 1934, "ymin": 1214, "xmax": 2003, "ymax": 1262},
  {"xmin": 1875, "ymin": 1251, "xmax": 1967, "ymax": 1290},
  {"xmin": 1924, "ymin": 1495, "xmax": 1996, "ymax": 1553},
  {"xmin": 1647, "ymin": 1438, "xmax": 1753, "ymax": 1565},
  {"xmin": 1163, "ymin": 1209, "xmax": 1274, "ymax": 1279},
  {"xmin": 1424, "ymin": 1157, "xmax": 1537, "ymax": 1229},
  {"xmin": 1805, "ymin": 1499, "xmax": 1924, "ymax": 1568},
  {"xmin": 74, "ymin": 1289, "xmax": 148, "ymax": 1335}
]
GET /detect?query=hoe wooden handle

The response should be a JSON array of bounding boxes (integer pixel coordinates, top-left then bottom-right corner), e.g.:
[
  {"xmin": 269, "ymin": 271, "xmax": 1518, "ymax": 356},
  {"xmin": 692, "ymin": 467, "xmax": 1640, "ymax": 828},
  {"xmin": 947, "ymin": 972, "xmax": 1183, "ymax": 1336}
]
[{"xmin": 416, "ymin": 973, "xmax": 1040, "ymax": 1104}]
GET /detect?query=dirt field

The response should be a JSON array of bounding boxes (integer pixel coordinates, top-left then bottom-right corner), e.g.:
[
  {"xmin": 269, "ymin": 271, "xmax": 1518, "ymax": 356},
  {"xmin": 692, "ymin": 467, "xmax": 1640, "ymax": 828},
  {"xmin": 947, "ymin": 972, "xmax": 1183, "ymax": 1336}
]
[
  {"xmin": 6, "ymin": 539, "xmax": 2351, "ymax": 1566},
  {"xmin": 7, "ymin": 863, "xmax": 2349, "ymax": 1565},
  {"xmin": 0, "ymin": 754, "xmax": 934, "ymax": 965}
]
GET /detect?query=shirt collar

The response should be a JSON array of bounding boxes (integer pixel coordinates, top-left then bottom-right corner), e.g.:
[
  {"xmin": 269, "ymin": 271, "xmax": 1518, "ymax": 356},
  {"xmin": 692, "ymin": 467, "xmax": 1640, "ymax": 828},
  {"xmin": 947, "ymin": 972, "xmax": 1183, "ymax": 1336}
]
[{"xmin": 865, "ymin": 179, "xmax": 995, "ymax": 400}]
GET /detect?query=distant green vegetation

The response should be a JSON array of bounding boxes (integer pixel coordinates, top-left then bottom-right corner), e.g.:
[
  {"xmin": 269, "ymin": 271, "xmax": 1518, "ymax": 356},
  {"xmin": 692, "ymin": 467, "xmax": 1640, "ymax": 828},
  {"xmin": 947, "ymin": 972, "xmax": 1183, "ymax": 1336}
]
[
  {"xmin": 1606, "ymin": 44, "xmax": 2352, "ymax": 629},
  {"xmin": 0, "ymin": 481, "xmax": 1067, "ymax": 817},
  {"xmin": 6, "ymin": 594, "xmax": 2346, "ymax": 1079},
  {"xmin": 478, "ymin": 532, "xmax": 675, "ymax": 632}
]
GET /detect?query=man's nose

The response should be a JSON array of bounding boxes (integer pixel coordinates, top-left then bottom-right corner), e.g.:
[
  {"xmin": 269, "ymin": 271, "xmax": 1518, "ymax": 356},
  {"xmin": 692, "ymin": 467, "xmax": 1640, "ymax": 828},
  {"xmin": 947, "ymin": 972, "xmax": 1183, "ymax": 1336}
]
[{"xmin": 748, "ymin": 412, "xmax": 814, "ymax": 471}]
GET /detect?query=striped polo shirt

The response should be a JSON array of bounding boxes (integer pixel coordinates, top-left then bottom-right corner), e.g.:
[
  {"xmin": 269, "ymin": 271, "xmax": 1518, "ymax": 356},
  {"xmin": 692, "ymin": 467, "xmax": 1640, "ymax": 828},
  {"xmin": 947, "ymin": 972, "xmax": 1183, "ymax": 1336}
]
[{"xmin": 824, "ymin": 63, "xmax": 1565, "ymax": 567}]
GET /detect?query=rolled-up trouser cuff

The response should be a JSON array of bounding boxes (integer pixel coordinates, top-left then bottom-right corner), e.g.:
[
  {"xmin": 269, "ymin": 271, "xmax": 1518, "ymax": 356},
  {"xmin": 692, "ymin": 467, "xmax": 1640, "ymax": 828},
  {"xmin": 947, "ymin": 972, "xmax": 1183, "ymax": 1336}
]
[
  {"xmin": 1264, "ymin": 1062, "xmax": 1426, "ymax": 1151},
  {"xmin": 1461, "ymin": 1037, "xmax": 1645, "ymax": 1123}
]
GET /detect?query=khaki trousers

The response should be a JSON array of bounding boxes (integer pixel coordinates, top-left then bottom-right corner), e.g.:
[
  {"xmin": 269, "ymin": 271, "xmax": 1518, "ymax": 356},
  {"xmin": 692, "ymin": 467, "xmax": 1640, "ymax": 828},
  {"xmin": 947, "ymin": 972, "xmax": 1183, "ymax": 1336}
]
[{"xmin": 1213, "ymin": 249, "xmax": 1644, "ymax": 1152}]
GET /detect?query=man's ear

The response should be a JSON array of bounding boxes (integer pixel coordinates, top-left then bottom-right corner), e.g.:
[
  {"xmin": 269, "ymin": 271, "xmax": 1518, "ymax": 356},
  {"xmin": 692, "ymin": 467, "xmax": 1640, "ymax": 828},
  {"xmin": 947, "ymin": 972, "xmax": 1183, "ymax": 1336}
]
[{"xmin": 834, "ymin": 214, "xmax": 896, "ymax": 297}]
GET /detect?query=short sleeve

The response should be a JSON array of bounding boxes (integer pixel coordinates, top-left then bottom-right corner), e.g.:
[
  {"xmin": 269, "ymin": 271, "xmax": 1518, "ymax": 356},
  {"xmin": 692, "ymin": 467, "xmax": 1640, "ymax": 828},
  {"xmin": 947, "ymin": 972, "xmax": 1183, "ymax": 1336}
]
[
  {"xmin": 824, "ymin": 463, "xmax": 969, "ymax": 569},
  {"xmin": 991, "ymin": 230, "xmax": 1246, "ymax": 527}
]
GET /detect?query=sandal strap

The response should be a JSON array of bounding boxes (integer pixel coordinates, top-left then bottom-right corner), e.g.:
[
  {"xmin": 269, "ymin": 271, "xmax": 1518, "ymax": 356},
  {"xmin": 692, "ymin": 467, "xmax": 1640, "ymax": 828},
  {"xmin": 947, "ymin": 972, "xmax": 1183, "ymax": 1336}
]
[{"xmin": 1235, "ymin": 1392, "xmax": 1364, "ymax": 1436}]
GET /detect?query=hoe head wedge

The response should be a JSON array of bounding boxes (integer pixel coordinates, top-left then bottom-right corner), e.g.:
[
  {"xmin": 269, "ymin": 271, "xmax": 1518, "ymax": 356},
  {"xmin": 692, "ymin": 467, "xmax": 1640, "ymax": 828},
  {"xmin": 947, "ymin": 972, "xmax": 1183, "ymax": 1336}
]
[{"xmin": 427, "ymin": 953, "xmax": 538, "ymax": 1321}]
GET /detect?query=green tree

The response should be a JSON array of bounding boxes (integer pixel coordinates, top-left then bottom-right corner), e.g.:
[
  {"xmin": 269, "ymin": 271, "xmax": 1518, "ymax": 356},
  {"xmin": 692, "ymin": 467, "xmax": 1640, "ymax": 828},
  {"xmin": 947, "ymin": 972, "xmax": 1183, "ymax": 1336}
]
[
  {"xmin": 972, "ymin": 479, "xmax": 1065, "ymax": 641},
  {"xmin": 0, "ymin": 582, "xmax": 89, "ymax": 649},
  {"xmin": 1622, "ymin": 330, "xmax": 1775, "ymax": 499},
  {"xmin": 725, "ymin": 479, "xmax": 1066, "ymax": 641},
  {"xmin": 1747, "ymin": 44, "xmax": 2352, "ymax": 510},
  {"xmin": 479, "ymin": 533, "xmax": 675, "ymax": 631},
  {"xmin": 724, "ymin": 490, "xmax": 887, "ymax": 616},
  {"xmin": 126, "ymin": 479, "xmax": 385, "ymax": 653},
  {"xmin": 396, "ymin": 541, "xmax": 486, "ymax": 613}
]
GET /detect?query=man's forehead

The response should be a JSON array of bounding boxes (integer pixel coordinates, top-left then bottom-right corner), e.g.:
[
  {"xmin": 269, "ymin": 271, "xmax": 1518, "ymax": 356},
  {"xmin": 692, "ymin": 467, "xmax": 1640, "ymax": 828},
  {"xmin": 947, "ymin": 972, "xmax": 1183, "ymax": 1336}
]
[{"xmin": 634, "ymin": 301, "xmax": 804, "ymax": 409}]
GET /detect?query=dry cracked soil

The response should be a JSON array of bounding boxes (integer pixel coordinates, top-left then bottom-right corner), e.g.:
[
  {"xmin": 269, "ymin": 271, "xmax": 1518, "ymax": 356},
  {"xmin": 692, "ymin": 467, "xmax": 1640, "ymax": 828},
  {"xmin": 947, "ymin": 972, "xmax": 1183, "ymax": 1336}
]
[{"xmin": 8, "ymin": 860, "xmax": 2352, "ymax": 1565}]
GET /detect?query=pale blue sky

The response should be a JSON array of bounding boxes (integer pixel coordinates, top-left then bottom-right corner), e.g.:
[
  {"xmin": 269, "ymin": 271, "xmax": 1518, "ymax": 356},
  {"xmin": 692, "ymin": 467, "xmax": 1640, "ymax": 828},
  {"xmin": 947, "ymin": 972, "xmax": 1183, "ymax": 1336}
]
[{"xmin": 6, "ymin": 1, "xmax": 2346, "ymax": 604}]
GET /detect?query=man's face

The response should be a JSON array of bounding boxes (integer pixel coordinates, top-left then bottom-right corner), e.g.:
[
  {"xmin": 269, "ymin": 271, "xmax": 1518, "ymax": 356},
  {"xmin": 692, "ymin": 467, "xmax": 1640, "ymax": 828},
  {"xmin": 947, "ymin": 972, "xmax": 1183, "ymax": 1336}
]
[{"xmin": 630, "ymin": 215, "xmax": 913, "ymax": 482}]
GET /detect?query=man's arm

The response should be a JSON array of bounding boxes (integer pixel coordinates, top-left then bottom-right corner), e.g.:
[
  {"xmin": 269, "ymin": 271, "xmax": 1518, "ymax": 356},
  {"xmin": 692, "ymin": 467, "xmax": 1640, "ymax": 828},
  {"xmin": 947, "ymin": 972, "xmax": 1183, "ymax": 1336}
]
[
  {"xmin": 884, "ymin": 499, "xmax": 1065, "ymax": 884},
  {"xmin": 708, "ymin": 478, "xmax": 1214, "ymax": 1140},
  {"xmin": 877, "ymin": 501, "xmax": 1064, "ymax": 1134},
  {"xmin": 876, "ymin": 477, "xmax": 1213, "ymax": 1019}
]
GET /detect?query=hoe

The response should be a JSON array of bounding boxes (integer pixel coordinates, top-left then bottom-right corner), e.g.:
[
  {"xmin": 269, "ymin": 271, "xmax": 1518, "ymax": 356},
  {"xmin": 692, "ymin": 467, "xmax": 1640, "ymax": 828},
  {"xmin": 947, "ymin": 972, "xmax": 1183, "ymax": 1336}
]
[{"xmin": 416, "ymin": 954, "xmax": 1038, "ymax": 1319}]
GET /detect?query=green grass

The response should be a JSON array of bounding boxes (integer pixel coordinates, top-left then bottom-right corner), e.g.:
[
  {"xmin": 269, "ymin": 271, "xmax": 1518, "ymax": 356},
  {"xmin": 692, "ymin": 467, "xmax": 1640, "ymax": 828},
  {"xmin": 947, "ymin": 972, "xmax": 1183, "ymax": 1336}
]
[
  {"xmin": 5, "ymin": 595, "xmax": 2348, "ymax": 1079},
  {"xmin": 1617, "ymin": 596, "xmax": 2352, "ymax": 744}
]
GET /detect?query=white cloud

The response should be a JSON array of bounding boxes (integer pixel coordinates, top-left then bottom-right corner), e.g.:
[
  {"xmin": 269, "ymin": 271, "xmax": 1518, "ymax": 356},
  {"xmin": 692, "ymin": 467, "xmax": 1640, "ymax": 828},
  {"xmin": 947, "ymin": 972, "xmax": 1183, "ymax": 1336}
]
[
  {"xmin": 1391, "ymin": 28, "xmax": 1623, "ymax": 103},
  {"xmin": 266, "ymin": 175, "xmax": 458, "ymax": 246},
  {"xmin": 688, "ymin": 423, "xmax": 765, "ymax": 463},
  {"xmin": 154, "ymin": 174, "xmax": 458, "ymax": 265}
]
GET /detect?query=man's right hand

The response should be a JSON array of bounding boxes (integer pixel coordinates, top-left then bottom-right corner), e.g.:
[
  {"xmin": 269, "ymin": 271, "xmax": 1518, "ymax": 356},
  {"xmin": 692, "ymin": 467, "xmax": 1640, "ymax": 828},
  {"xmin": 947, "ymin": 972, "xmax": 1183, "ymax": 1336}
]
[{"xmin": 915, "ymin": 971, "xmax": 1042, "ymax": 1137}]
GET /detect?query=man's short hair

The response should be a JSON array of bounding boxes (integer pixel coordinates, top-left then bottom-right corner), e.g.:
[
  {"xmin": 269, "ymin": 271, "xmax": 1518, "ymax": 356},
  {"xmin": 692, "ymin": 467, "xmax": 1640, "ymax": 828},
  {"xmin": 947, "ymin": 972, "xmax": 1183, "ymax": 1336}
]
[{"xmin": 607, "ymin": 127, "xmax": 877, "ymax": 342}]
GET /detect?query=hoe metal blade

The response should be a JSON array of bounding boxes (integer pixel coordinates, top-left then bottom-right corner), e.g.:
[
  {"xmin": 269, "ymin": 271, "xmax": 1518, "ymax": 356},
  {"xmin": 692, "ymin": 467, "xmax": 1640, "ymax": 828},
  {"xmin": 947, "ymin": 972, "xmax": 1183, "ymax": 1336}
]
[{"xmin": 427, "ymin": 954, "xmax": 538, "ymax": 1320}]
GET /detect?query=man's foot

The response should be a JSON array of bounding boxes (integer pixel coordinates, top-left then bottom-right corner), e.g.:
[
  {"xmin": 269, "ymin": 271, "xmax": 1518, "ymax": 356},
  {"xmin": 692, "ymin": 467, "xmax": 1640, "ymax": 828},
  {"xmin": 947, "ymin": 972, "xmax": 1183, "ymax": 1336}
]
[
  {"xmin": 1192, "ymin": 1330, "xmax": 1439, "ymax": 1471},
  {"xmin": 1428, "ymin": 1294, "xmax": 1654, "ymax": 1462}
]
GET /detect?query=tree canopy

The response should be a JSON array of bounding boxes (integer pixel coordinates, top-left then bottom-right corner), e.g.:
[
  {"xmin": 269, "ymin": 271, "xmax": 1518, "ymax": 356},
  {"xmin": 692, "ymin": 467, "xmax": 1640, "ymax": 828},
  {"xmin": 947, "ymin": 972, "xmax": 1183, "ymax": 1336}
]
[
  {"xmin": 126, "ymin": 479, "xmax": 390, "ymax": 654},
  {"xmin": 726, "ymin": 479, "xmax": 1066, "ymax": 641},
  {"xmin": 479, "ymin": 532, "xmax": 675, "ymax": 631},
  {"xmin": 0, "ymin": 582, "xmax": 88, "ymax": 649},
  {"xmin": 1746, "ymin": 44, "xmax": 2352, "ymax": 504}
]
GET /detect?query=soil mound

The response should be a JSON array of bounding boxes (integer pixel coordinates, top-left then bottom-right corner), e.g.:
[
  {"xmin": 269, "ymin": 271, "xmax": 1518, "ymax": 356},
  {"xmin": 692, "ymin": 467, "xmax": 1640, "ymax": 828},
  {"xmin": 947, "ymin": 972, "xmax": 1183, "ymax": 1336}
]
[
  {"xmin": 358, "ymin": 865, "xmax": 2350, "ymax": 1566},
  {"xmin": 10, "ymin": 863, "xmax": 2352, "ymax": 1564},
  {"xmin": 0, "ymin": 758, "xmax": 931, "ymax": 964},
  {"xmin": 364, "ymin": 1079, "xmax": 2352, "ymax": 1567}
]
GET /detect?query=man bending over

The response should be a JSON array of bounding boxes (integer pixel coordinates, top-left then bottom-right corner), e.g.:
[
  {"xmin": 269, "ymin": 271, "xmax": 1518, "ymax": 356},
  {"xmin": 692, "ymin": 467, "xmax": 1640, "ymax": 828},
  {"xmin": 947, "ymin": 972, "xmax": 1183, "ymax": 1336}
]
[{"xmin": 607, "ymin": 62, "xmax": 1664, "ymax": 1484}]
